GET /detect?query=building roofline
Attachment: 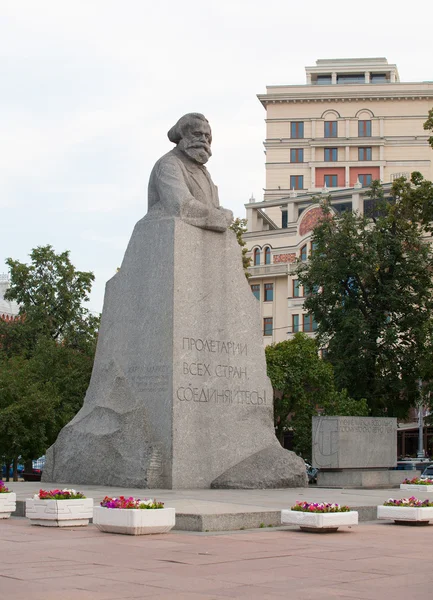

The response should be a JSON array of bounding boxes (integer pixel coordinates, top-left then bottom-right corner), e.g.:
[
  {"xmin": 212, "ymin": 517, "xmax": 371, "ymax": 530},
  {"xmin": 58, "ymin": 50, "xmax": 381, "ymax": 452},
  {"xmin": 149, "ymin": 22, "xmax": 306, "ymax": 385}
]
[{"xmin": 245, "ymin": 183, "xmax": 393, "ymax": 210}]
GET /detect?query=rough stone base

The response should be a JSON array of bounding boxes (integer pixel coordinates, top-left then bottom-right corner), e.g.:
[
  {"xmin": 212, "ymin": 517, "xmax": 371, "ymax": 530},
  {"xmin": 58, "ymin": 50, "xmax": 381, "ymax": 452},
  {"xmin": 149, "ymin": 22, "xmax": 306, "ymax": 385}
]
[{"xmin": 211, "ymin": 445, "xmax": 306, "ymax": 489}]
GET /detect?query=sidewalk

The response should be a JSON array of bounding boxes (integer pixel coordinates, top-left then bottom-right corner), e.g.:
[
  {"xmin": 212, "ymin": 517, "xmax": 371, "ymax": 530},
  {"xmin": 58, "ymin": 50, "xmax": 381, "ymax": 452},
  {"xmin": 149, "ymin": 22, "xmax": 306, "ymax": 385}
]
[
  {"xmin": 8, "ymin": 481, "xmax": 431, "ymax": 530},
  {"xmin": 0, "ymin": 517, "xmax": 431, "ymax": 599}
]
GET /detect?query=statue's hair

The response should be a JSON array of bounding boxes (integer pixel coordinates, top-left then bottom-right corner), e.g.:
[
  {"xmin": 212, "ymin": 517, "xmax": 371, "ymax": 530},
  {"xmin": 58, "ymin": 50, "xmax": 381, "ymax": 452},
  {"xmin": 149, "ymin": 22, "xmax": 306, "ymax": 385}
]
[{"xmin": 167, "ymin": 113, "xmax": 211, "ymax": 144}]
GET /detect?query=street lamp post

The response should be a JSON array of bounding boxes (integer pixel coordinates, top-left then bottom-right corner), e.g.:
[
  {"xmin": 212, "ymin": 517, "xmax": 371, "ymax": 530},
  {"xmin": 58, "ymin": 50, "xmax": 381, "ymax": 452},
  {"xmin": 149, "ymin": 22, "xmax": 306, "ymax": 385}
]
[{"xmin": 417, "ymin": 379, "xmax": 425, "ymax": 459}]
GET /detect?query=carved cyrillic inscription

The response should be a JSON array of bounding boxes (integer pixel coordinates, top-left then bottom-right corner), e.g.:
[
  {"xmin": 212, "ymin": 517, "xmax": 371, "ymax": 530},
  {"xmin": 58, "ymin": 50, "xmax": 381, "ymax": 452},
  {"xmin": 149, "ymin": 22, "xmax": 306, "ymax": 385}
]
[
  {"xmin": 182, "ymin": 337, "xmax": 247, "ymax": 356},
  {"xmin": 338, "ymin": 417, "xmax": 395, "ymax": 434},
  {"xmin": 183, "ymin": 362, "xmax": 247, "ymax": 379},
  {"xmin": 129, "ymin": 365, "xmax": 169, "ymax": 393},
  {"xmin": 179, "ymin": 336, "xmax": 264, "ymax": 409},
  {"xmin": 176, "ymin": 387, "xmax": 267, "ymax": 405}
]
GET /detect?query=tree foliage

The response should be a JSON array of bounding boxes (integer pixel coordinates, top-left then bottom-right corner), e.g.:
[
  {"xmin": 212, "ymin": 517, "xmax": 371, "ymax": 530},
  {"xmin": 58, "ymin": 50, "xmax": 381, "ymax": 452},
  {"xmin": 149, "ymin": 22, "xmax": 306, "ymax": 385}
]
[
  {"xmin": 0, "ymin": 246, "xmax": 99, "ymax": 479},
  {"xmin": 3, "ymin": 245, "xmax": 98, "ymax": 353},
  {"xmin": 229, "ymin": 217, "xmax": 251, "ymax": 278},
  {"xmin": 265, "ymin": 333, "xmax": 367, "ymax": 459},
  {"xmin": 0, "ymin": 353, "xmax": 59, "ymax": 478},
  {"xmin": 297, "ymin": 176, "xmax": 433, "ymax": 417},
  {"xmin": 424, "ymin": 107, "xmax": 433, "ymax": 150}
]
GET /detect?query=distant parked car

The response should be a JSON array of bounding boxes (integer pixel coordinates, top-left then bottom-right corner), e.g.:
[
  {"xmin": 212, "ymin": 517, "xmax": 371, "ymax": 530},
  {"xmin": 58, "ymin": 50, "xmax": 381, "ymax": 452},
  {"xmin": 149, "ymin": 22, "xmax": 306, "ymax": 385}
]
[
  {"xmin": 420, "ymin": 466, "xmax": 433, "ymax": 480},
  {"xmin": 305, "ymin": 461, "xmax": 318, "ymax": 484},
  {"xmin": 394, "ymin": 462, "xmax": 417, "ymax": 470},
  {"xmin": 32, "ymin": 456, "xmax": 46, "ymax": 471},
  {"xmin": 1, "ymin": 464, "xmax": 24, "ymax": 478},
  {"xmin": 21, "ymin": 456, "xmax": 46, "ymax": 482},
  {"xmin": 21, "ymin": 469, "xmax": 43, "ymax": 482}
]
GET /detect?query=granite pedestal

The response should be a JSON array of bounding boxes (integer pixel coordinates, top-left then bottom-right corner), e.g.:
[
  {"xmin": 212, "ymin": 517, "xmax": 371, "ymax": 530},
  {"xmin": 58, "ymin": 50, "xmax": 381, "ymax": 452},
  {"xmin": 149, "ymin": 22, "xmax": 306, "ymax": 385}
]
[{"xmin": 43, "ymin": 216, "xmax": 306, "ymax": 489}]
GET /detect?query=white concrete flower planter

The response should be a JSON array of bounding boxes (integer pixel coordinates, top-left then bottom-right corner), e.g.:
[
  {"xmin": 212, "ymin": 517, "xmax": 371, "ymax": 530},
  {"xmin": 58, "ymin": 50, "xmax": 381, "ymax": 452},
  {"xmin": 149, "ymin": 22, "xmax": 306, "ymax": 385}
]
[
  {"xmin": 400, "ymin": 484, "xmax": 433, "ymax": 492},
  {"xmin": 0, "ymin": 493, "xmax": 16, "ymax": 519},
  {"xmin": 377, "ymin": 505, "xmax": 433, "ymax": 525},
  {"xmin": 25, "ymin": 498, "xmax": 94, "ymax": 527},
  {"xmin": 281, "ymin": 509, "xmax": 358, "ymax": 532},
  {"xmin": 93, "ymin": 507, "xmax": 175, "ymax": 535}
]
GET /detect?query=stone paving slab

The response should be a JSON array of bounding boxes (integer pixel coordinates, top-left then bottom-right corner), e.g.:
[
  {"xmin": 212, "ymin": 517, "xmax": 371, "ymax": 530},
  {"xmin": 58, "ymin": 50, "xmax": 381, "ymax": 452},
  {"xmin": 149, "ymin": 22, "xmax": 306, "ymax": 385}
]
[
  {"xmin": 0, "ymin": 517, "xmax": 432, "ymax": 599},
  {"xmin": 6, "ymin": 480, "xmax": 432, "ymax": 530}
]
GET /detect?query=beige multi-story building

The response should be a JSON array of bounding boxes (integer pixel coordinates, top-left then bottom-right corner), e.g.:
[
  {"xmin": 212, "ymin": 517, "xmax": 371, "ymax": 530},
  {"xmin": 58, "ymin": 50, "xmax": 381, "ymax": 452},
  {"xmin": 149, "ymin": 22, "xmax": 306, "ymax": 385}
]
[
  {"xmin": 0, "ymin": 273, "xmax": 20, "ymax": 321},
  {"xmin": 246, "ymin": 58, "xmax": 433, "ymax": 345}
]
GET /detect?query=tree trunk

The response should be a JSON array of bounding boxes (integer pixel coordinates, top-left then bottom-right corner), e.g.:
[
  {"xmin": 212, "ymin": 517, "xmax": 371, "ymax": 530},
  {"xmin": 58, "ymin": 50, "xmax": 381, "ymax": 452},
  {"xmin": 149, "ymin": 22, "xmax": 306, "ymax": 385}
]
[{"xmin": 5, "ymin": 460, "xmax": 11, "ymax": 482}]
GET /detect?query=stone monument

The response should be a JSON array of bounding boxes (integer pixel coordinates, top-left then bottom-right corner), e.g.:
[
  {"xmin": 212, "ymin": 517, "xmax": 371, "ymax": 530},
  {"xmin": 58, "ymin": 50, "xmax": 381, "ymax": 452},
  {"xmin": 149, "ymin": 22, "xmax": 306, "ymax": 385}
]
[
  {"xmin": 312, "ymin": 416, "xmax": 406, "ymax": 488},
  {"xmin": 43, "ymin": 113, "xmax": 306, "ymax": 489}
]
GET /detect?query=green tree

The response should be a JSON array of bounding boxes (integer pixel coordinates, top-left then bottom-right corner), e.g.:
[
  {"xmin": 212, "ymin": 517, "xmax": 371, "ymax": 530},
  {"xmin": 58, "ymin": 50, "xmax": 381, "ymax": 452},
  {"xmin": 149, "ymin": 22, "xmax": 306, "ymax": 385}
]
[
  {"xmin": 229, "ymin": 217, "xmax": 251, "ymax": 278},
  {"xmin": 424, "ymin": 107, "xmax": 433, "ymax": 150},
  {"xmin": 297, "ymin": 176, "xmax": 433, "ymax": 417},
  {"xmin": 0, "ymin": 354, "xmax": 59, "ymax": 481},
  {"xmin": 3, "ymin": 245, "xmax": 98, "ymax": 353},
  {"xmin": 0, "ymin": 246, "xmax": 99, "ymax": 477},
  {"xmin": 265, "ymin": 333, "xmax": 366, "ymax": 459}
]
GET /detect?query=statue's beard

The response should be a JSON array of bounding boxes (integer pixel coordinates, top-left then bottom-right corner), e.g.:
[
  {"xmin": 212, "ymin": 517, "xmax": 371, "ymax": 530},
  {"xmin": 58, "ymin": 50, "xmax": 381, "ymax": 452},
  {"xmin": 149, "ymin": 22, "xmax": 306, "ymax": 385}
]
[{"xmin": 179, "ymin": 140, "xmax": 212, "ymax": 164}]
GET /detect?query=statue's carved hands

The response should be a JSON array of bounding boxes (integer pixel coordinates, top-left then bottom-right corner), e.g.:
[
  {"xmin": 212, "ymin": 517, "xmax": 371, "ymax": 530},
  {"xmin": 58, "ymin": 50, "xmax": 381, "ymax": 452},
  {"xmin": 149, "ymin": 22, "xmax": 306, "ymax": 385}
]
[
  {"xmin": 204, "ymin": 207, "xmax": 233, "ymax": 232},
  {"xmin": 221, "ymin": 207, "xmax": 234, "ymax": 225}
]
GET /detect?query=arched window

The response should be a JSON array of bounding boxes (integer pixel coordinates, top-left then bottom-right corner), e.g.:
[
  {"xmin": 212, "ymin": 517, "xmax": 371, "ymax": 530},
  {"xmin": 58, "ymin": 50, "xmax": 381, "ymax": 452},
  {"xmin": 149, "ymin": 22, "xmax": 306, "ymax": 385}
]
[
  {"xmin": 254, "ymin": 248, "xmax": 261, "ymax": 266},
  {"xmin": 300, "ymin": 245, "xmax": 307, "ymax": 261},
  {"xmin": 265, "ymin": 247, "xmax": 271, "ymax": 265}
]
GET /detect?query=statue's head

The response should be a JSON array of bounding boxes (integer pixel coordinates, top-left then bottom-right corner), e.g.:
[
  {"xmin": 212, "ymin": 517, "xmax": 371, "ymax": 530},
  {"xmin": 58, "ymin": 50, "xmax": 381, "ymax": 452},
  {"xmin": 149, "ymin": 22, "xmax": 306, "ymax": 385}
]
[{"xmin": 167, "ymin": 113, "xmax": 212, "ymax": 164}]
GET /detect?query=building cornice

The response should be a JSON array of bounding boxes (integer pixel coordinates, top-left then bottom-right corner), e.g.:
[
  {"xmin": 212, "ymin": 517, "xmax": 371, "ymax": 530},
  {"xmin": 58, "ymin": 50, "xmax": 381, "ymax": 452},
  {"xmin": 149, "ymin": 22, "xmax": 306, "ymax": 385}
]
[{"xmin": 258, "ymin": 85, "xmax": 433, "ymax": 107}]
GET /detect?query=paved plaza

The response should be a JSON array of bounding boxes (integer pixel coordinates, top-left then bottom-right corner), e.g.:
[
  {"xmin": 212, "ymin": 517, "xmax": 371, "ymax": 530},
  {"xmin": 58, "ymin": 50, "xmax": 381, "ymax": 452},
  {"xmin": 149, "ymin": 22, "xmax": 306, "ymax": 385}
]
[{"xmin": 1, "ymin": 515, "xmax": 431, "ymax": 599}]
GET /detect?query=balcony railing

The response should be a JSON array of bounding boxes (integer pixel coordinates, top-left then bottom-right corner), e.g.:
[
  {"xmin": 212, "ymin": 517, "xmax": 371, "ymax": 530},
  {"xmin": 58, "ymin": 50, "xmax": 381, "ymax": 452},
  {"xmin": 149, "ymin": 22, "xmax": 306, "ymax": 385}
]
[
  {"xmin": 248, "ymin": 264, "xmax": 289, "ymax": 277},
  {"xmin": 288, "ymin": 298, "xmax": 305, "ymax": 309}
]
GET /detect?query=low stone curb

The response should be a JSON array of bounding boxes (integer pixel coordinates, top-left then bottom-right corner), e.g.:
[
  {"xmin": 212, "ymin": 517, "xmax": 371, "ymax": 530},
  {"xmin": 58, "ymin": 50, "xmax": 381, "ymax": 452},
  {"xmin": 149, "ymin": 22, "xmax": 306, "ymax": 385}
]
[
  {"xmin": 12, "ymin": 502, "xmax": 379, "ymax": 530},
  {"xmin": 174, "ymin": 511, "xmax": 282, "ymax": 532}
]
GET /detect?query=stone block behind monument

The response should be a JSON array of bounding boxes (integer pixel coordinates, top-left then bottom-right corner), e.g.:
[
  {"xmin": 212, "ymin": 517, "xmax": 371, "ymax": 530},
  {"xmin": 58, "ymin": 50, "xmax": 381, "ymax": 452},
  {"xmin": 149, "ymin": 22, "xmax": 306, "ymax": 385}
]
[
  {"xmin": 43, "ymin": 113, "xmax": 306, "ymax": 489},
  {"xmin": 312, "ymin": 416, "xmax": 402, "ymax": 488}
]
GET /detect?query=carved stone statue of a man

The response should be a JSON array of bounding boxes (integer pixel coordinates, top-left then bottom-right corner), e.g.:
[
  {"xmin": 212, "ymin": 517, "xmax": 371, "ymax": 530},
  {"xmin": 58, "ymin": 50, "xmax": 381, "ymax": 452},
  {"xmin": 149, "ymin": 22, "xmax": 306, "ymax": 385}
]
[{"xmin": 147, "ymin": 113, "xmax": 233, "ymax": 232}]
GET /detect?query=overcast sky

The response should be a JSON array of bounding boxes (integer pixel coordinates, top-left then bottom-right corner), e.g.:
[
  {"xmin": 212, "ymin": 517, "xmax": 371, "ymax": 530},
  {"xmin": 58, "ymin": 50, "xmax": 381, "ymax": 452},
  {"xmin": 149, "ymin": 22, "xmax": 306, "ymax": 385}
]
[{"xmin": 1, "ymin": 0, "xmax": 432, "ymax": 313}]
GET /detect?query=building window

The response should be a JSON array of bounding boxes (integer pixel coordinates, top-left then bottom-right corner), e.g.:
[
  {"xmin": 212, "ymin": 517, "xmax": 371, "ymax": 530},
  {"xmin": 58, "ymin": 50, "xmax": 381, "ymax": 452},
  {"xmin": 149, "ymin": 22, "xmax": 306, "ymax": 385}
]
[
  {"xmin": 292, "ymin": 314, "xmax": 299, "ymax": 333},
  {"xmin": 358, "ymin": 120, "xmax": 372, "ymax": 137},
  {"xmin": 337, "ymin": 74, "xmax": 364, "ymax": 84},
  {"xmin": 311, "ymin": 241, "xmax": 318, "ymax": 255},
  {"xmin": 291, "ymin": 122, "xmax": 304, "ymax": 139},
  {"xmin": 300, "ymin": 245, "xmax": 307, "ymax": 261},
  {"xmin": 303, "ymin": 314, "xmax": 317, "ymax": 332},
  {"xmin": 264, "ymin": 246, "xmax": 271, "ymax": 265},
  {"xmin": 251, "ymin": 284, "xmax": 260, "ymax": 300},
  {"xmin": 253, "ymin": 248, "xmax": 260, "ymax": 266},
  {"xmin": 333, "ymin": 201, "xmax": 352, "ymax": 214},
  {"xmin": 316, "ymin": 75, "xmax": 332, "ymax": 85},
  {"xmin": 358, "ymin": 147, "xmax": 372, "ymax": 161},
  {"xmin": 263, "ymin": 317, "xmax": 273, "ymax": 336},
  {"xmin": 359, "ymin": 174, "xmax": 373, "ymax": 186},
  {"xmin": 293, "ymin": 279, "xmax": 301, "ymax": 297},
  {"xmin": 324, "ymin": 147, "xmax": 338, "ymax": 161},
  {"xmin": 324, "ymin": 174, "xmax": 338, "ymax": 187},
  {"xmin": 264, "ymin": 283, "xmax": 274, "ymax": 302},
  {"xmin": 290, "ymin": 148, "xmax": 304, "ymax": 163},
  {"xmin": 290, "ymin": 175, "xmax": 304, "ymax": 190},
  {"xmin": 371, "ymin": 73, "xmax": 387, "ymax": 83},
  {"xmin": 324, "ymin": 121, "xmax": 338, "ymax": 137}
]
